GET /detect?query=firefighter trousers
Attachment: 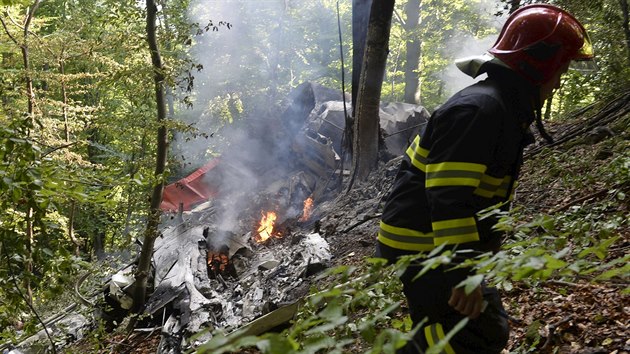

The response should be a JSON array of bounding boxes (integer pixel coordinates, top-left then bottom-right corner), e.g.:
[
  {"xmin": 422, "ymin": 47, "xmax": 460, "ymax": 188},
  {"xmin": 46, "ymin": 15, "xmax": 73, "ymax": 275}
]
[{"xmin": 396, "ymin": 265, "xmax": 510, "ymax": 354}]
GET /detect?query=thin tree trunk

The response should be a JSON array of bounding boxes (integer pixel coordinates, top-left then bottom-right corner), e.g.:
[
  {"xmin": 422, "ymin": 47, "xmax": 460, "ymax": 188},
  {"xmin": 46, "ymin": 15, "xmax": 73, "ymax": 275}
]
[
  {"xmin": 21, "ymin": 2, "xmax": 40, "ymax": 116},
  {"xmin": 403, "ymin": 0, "xmax": 421, "ymax": 104},
  {"xmin": 60, "ymin": 61, "xmax": 70, "ymax": 142},
  {"xmin": 620, "ymin": 0, "xmax": 630, "ymax": 63},
  {"xmin": 352, "ymin": 0, "xmax": 372, "ymax": 112},
  {"xmin": 132, "ymin": 0, "xmax": 169, "ymax": 316},
  {"xmin": 349, "ymin": 0, "xmax": 395, "ymax": 185},
  {"xmin": 0, "ymin": 0, "xmax": 41, "ymax": 120},
  {"xmin": 25, "ymin": 207, "xmax": 34, "ymax": 305},
  {"xmin": 21, "ymin": 47, "xmax": 34, "ymax": 115},
  {"xmin": 68, "ymin": 201, "xmax": 80, "ymax": 256}
]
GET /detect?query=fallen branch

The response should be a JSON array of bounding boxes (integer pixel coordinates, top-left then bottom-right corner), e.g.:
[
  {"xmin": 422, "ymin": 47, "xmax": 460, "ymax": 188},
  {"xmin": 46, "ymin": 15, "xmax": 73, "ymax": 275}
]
[
  {"xmin": 526, "ymin": 90, "xmax": 630, "ymax": 158},
  {"xmin": 342, "ymin": 213, "xmax": 381, "ymax": 233},
  {"xmin": 549, "ymin": 182, "xmax": 622, "ymax": 214},
  {"xmin": 541, "ymin": 315, "xmax": 574, "ymax": 350}
]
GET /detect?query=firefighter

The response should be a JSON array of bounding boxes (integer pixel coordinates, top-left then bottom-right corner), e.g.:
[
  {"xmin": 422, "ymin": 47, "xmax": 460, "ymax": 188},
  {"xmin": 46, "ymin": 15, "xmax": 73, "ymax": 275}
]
[{"xmin": 376, "ymin": 4, "xmax": 594, "ymax": 353}]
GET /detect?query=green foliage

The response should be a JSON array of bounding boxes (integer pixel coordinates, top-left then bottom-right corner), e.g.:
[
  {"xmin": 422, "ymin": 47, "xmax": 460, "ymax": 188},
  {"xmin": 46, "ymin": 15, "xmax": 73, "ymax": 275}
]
[
  {"xmin": 469, "ymin": 205, "xmax": 628, "ymax": 292},
  {"xmin": 194, "ymin": 193, "xmax": 626, "ymax": 353},
  {"xmin": 0, "ymin": 114, "xmax": 81, "ymax": 335},
  {"xmin": 0, "ymin": 0, "xmax": 628, "ymax": 349},
  {"xmin": 197, "ymin": 252, "xmax": 497, "ymax": 353},
  {"xmin": 553, "ymin": 0, "xmax": 630, "ymax": 113}
]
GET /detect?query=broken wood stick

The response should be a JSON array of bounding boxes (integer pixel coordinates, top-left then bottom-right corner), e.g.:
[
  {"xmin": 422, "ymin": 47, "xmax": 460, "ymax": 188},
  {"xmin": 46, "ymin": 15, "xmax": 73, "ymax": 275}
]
[
  {"xmin": 541, "ymin": 315, "xmax": 574, "ymax": 350},
  {"xmin": 549, "ymin": 182, "xmax": 622, "ymax": 214}
]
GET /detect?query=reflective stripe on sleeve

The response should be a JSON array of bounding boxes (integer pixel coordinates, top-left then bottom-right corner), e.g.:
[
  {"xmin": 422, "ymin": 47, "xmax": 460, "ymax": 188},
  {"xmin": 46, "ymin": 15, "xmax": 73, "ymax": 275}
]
[
  {"xmin": 432, "ymin": 217, "xmax": 479, "ymax": 245},
  {"xmin": 405, "ymin": 135, "xmax": 429, "ymax": 172},
  {"xmin": 424, "ymin": 322, "xmax": 457, "ymax": 354},
  {"xmin": 377, "ymin": 221, "xmax": 435, "ymax": 252},
  {"xmin": 426, "ymin": 162, "xmax": 486, "ymax": 188},
  {"xmin": 473, "ymin": 174, "xmax": 504, "ymax": 198}
]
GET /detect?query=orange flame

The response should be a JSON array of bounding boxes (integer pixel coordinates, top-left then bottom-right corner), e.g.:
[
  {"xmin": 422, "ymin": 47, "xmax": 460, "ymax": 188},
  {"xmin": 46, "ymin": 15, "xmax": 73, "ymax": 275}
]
[
  {"xmin": 256, "ymin": 211, "xmax": 277, "ymax": 242},
  {"xmin": 208, "ymin": 252, "xmax": 228, "ymax": 273},
  {"xmin": 299, "ymin": 197, "xmax": 314, "ymax": 222}
]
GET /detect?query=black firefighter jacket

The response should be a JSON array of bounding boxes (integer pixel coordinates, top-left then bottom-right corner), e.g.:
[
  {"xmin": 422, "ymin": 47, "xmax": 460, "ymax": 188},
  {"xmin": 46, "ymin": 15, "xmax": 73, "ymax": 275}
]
[{"xmin": 378, "ymin": 73, "xmax": 536, "ymax": 260}]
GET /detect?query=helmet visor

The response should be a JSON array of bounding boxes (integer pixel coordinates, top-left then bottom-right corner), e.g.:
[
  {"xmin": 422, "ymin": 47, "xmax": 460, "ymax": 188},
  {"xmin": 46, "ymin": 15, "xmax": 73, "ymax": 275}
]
[
  {"xmin": 570, "ymin": 30, "xmax": 596, "ymax": 72},
  {"xmin": 570, "ymin": 58, "xmax": 598, "ymax": 73},
  {"xmin": 575, "ymin": 29, "xmax": 594, "ymax": 59}
]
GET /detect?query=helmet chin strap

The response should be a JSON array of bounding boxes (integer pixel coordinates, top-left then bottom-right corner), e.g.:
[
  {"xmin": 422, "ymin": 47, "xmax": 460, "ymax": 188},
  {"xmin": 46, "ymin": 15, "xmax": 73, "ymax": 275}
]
[{"xmin": 534, "ymin": 88, "xmax": 555, "ymax": 144}]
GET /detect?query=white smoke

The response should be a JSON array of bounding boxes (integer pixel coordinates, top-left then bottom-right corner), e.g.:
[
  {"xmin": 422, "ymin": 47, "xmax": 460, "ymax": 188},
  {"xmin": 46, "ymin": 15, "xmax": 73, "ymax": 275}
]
[
  {"xmin": 168, "ymin": 0, "xmax": 350, "ymax": 239},
  {"xmin": 440, "ymin": 0, "xmax": 507, "ymax": 96}
]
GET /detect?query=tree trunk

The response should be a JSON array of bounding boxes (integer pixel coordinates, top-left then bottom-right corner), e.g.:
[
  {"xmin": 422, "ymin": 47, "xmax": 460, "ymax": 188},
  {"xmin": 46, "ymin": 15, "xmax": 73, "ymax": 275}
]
[
  {"xmin": 348, "ymin": 0, "xmax": 373, "ymax": 160},
  {"xmin": 403, "ymin": 0, "xmax": 421, "ymax": 104},
  {"xmin": 60, "ymin": 61, "xmax": 70, "ymax": 142},
  {"xmin": 508, "ymin": 0, "xmax": 520, "ymax": 14},
  {"xmin": 352, "ymin": 0, "xmax": 372, "ymax": 112},
  {"xmin": 0, "ymin": 1, "xmax": 41, "ymax": 307},
  {"xmin": 620, "ymin": 0, "xmax": 630, "ymax": 63},
  {"xmin": 132, "ymin": 0, "xmax": 169, "ymax": 315},
  {"xmin": 21, "ymin": 4, "xmax": 39, "ymax": 117},
  {"xmin": 349, "ymin": 0, "xmax": 395, "ymax": 184},
  {"xmin": 0, "ymin": 1, "xmax": 41, "ymax": 119},
  {"xmin": 25, "ymin": 207, "xmax": 34, "ymax": 306},
  {"xmin": 68, "ymin": 200, "xmax": 80, "ymax": 256}
]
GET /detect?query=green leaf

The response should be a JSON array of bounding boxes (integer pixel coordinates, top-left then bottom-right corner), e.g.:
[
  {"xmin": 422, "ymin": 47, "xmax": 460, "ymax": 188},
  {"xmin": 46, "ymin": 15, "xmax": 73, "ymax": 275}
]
[
  {"xmin": 543, "ymin": 255, "xmax": 566, "ymax": 270},
  {"xmin": 257, "ymin": 333, "xmax": 299, "ymax": 354},
  {"xmin": 456, "ymin": 274, "xmax": 484, "ymax": 294}
]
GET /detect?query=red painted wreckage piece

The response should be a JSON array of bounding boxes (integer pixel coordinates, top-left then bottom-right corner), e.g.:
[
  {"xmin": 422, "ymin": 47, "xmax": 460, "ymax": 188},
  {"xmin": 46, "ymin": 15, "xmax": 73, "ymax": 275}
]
[{"xmin": 160, "ymin": 158, "xmax": 221, "ymax": 211}]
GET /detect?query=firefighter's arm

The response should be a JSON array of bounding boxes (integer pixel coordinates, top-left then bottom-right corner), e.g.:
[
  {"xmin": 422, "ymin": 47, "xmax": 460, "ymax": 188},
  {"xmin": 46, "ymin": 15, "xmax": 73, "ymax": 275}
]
[
  {"xmin": 423, "ymin": 104, "xmax": 501, "ymax": 316},
  {"xmin": 424, "ymin": 104, "xmax": 500, "ymax": 248}
]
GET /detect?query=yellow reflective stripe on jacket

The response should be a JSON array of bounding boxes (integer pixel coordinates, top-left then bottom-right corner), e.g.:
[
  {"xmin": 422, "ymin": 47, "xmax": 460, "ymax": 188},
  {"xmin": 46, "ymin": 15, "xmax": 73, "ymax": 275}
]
[
  {"xmin": 432, "ymin": 217, "xmax": 479, "ymax": 245},
  {"xmin": 474, "ymin": 174, "xmax": 512, "ymax": 198},
  {"xmin": 426, "ymin": 162, "xmax": 486, "ymax": 188},
  {"xmin": 406, "ymin": 135, "xmax": 429, "ymax": 172},
  {"xmin": 424, "ymin": 323, "xmax": 456, "ymax": 354},
  {"xmin": 495, "ymin": 176, "xmax": 513, "ymax": 198},
  {"xmin": 377, "ymin": 221, "xmax": 435, "ymax": 252}
]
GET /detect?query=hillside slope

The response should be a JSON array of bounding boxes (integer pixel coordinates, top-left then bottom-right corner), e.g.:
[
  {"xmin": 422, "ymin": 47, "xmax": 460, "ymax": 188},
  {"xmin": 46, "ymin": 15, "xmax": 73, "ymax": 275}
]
[
  {"xmin": 318, "ymin": 89, "xmax": 630, "ymax": 354},
  {"xmin": 62, "ymin": 90, "xmax": 630, "ymax": 354}
]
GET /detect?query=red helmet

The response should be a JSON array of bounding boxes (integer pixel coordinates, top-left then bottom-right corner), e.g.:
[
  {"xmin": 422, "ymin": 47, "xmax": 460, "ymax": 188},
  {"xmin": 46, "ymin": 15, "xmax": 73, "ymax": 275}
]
[{"xmin": 488, "ymin": 4, "xmax": 594, "ymax": 85}]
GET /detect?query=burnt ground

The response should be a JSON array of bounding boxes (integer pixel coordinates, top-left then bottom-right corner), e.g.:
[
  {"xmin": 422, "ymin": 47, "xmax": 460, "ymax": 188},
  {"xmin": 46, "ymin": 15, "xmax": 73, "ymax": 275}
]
[{"xmin": 68, "ymin": 92, "xmax": 629, "ymax": 353}]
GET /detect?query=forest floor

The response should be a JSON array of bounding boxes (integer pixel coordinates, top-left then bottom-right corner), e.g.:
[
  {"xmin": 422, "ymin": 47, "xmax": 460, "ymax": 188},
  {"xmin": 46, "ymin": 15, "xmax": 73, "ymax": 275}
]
[
  {"xmin": 67, "ymin": 91, "xmax": 629, "ymax": 353},
  {"xmin": 320, "ymin": 94, "xmax": 630, "ymax": 354},
  {"xmin": 315, "ymin": 90, "xmax": 630, "ymax": 354}
]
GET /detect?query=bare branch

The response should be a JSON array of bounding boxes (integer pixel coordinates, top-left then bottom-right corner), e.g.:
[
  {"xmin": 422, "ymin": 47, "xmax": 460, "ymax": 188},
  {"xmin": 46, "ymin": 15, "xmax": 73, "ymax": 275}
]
[
  {"xmin": 0, "ymin": 13, "xmax": 20, "ymax": 46},
  {"xmin": 22, "ymin": 0, "xmax": 41, "ymax": 37}
]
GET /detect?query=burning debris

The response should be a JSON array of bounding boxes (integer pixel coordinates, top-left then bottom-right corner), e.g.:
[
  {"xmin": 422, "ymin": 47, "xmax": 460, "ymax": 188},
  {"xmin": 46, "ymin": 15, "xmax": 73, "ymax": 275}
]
[
  {"xmin": 299, "ymin": 196, "xmax": 314, "ymax": 222},
  {"xmin": 255, "ymin": 211, "xmax": 278, "ymax": 243},
  {"xmin": 18, "ymin": 82, "xmax": 427, "ymax": 353},
  {"xmin": 2, "ymin": 81, "xmax": 428, "ymax": 353},
  {"xmin": 134, "ymin": 82, "xmax": 429, "ymax": 352}
]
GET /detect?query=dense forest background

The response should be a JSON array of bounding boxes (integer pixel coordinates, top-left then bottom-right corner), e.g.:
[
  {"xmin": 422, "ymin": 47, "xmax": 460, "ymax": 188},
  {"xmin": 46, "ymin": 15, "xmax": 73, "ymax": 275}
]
[{"xmin": 0, "ymin": 0, "xmax": 628, "ymax": 352}]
